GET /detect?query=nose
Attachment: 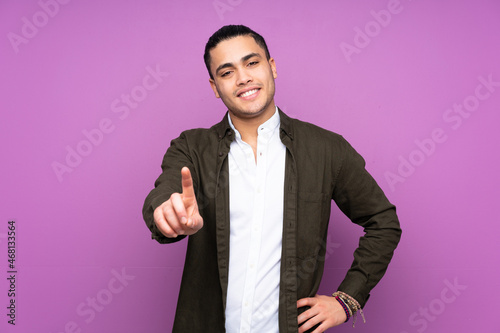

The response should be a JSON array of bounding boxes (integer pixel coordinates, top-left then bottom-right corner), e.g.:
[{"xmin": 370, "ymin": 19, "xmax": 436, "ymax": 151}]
[{"xmin": 236, "ymin": 68, "xmax": 252, "ymax": 86}]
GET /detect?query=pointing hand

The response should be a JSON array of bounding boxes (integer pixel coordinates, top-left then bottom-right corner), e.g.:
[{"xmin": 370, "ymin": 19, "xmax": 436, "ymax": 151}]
[{"xmin": 153, "ymin": 167, "xmax": 203, "ymax": 238}]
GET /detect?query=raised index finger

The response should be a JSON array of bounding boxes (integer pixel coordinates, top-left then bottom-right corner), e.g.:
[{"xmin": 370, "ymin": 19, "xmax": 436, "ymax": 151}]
[{"xmin": 181, "ymin": 167, "xmax": 195, "ymax": 199}]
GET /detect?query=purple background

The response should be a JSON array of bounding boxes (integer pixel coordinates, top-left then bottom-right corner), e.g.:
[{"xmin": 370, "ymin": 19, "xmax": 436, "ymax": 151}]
[{"xmin": 1, "ymin": 0, "xmax": 499, "ymax": 332}]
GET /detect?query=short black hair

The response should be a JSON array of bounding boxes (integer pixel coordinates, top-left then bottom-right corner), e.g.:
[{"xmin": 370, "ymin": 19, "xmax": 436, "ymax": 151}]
[{"xmin": 204, "ymin": 25, "xmax": 271, "ymax": 79}]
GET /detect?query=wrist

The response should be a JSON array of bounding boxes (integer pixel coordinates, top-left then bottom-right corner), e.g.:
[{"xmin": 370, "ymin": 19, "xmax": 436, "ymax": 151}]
[
  {"xmin": 334, "ymin": 295, "xmax": 351, "ymax": 323},
  {"xmin": 332, "ymin": 291, "xmax": 366, "ymax": 327}
]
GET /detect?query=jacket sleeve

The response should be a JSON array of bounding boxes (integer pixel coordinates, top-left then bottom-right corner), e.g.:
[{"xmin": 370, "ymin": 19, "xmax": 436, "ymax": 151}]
[
  {"xmin": 331, "ymin": 138, "xmax": 402, "ymax": 308},
  {"xmin": 142, "ymin": 131, "xmax": 196, "ymax": 244}
]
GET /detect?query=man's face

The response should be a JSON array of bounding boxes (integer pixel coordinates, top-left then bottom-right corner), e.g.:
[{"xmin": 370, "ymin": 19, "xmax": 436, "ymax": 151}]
[{"xmin": 208, "ymin": 35, "xmax": 278, "ymax": 120}]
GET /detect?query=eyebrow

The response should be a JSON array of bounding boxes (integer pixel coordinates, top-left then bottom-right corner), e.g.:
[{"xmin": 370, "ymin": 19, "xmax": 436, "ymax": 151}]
[{"xmin": 215, "ymin": 52, "xmax": 262, "ymax": 75}]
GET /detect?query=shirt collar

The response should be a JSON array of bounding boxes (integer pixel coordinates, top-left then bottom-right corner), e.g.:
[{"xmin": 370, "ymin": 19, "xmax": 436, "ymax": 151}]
[
  {"xmin": 213, "ymin": 107, "xmax": 293, "ymax": 142},
  {"xmin": 227, "ymin": 106, "xmax": 280, "ymax": 139}
]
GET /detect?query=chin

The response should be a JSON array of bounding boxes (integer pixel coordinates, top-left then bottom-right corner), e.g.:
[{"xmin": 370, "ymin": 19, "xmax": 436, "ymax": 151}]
[{"xmin": 241, "ymin": 106, "xmax": 267, "ymax": 117}]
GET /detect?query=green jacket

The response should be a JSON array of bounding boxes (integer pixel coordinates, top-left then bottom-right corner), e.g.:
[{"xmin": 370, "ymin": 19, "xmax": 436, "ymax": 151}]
[{"xmin": 142, "ymin": 109, "xmax": 402, "ymax": 332}]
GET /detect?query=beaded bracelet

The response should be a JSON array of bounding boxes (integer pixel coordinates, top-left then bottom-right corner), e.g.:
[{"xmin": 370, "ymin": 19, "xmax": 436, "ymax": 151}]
[
  {"xmin": 332, "ymin": 291, "xmax": 366, "ymax": 327},
  {"xmin": 334, "ymin": 296, "xmax": 351, "ymax": 322}
]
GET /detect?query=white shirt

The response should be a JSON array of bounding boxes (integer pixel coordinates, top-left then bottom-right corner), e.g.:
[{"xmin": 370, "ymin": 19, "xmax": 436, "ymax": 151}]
[{"xmin": 225, "ymin": 108, "xmax": 286, "ymax": 333}]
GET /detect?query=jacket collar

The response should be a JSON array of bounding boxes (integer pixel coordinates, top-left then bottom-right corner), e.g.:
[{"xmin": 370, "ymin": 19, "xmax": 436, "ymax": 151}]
[
  {"xmin": 212, "ymin": 112, "xmax": 233, "ymax": 141},
  {"xmin": 278, "ymin": 108, "xmax": 294, "ymax": 141},
  {"xmin": 212, "ymin": 107, "xmax": 294, "ymax": 141}
]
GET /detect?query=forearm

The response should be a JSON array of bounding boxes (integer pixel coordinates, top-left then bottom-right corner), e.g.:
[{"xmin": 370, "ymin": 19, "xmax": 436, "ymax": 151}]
[
  {"xmin": 333, "ymin": 138, "xmax": 402, "ymax": 306},
  {"xmin": 337, "ymin": 206, "xmax": 401, "ymax": 307}
]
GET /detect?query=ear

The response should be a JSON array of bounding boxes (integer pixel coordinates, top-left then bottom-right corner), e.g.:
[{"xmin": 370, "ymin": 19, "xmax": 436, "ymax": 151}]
[
  {"xmin": 209, "ymin": 78, "xmax": 220, "ymax": 98},
  {"xmin": 269, "ymin": 57, "xmax": 277, "ymax": 79}
]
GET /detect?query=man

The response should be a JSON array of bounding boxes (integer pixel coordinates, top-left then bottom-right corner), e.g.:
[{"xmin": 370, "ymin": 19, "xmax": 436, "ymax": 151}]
[{"xmin": 142, "ymin": 25, "xmax": 401, "ymax": 332}]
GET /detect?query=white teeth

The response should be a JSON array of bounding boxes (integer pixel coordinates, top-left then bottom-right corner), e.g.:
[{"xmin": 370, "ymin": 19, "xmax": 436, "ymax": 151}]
[{"xmin": 240, "ymin": 89, "xmax": 258, "ymax": 97}]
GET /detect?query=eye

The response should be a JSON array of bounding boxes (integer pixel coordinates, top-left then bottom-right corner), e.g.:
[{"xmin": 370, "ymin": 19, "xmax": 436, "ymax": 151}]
[
  {"xmin": 220, "ymin": 71, "xmax": 232, "ymax": 77},
  {"xmin": 248, "ymin": 61, "xmax": 259, "ymax": 66}
]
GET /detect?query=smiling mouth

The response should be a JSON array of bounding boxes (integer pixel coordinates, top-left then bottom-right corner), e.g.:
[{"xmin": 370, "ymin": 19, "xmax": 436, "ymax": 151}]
[{"xmin": 238, "ymin": 88, "xmax": 260, "ymax": 98}]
